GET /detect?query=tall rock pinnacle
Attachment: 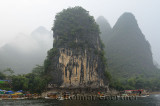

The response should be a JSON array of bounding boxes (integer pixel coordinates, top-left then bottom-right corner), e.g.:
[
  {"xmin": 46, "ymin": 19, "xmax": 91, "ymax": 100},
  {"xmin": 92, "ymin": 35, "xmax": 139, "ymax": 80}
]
[{"xmin": 44, "ymin": 7, "xmax": 108, "ymax": 88}]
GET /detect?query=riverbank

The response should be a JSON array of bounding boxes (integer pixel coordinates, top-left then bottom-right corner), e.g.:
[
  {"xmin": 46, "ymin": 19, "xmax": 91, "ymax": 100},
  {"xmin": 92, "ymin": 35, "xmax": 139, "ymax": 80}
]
[{"xmin": 0, "ymin": 95, "xmax": 158, "ymax": 106}]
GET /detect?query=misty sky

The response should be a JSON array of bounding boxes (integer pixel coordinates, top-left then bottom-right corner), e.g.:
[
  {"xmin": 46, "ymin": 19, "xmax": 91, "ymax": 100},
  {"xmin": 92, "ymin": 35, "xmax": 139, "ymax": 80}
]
[{"xmin": 0, "ymin": 0, "xmax": 160, "ymax": 65}]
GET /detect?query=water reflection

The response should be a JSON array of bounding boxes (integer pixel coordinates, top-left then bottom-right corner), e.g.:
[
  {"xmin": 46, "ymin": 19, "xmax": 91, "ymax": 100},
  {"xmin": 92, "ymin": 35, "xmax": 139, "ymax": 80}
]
[{"xmin": 0, "ymin": 94, "xmax": 160, "ymax": 106}]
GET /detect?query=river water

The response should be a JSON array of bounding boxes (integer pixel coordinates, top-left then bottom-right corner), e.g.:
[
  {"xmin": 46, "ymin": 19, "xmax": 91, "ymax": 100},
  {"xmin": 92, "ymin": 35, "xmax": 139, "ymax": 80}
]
[{"xmin": 0, "ymin": 94, "xmax": 160, "ymax": 106}]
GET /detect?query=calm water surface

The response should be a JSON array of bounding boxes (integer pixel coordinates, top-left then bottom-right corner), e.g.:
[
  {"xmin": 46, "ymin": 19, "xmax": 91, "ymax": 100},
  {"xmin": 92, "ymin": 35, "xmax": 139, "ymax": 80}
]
[{"xmin": 0, "ymin": 94, "xmax": 160, "ymax": 106}]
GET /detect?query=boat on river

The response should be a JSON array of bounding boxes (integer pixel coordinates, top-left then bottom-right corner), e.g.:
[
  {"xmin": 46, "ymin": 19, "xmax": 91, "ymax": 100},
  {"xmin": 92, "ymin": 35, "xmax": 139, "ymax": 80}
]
[
  {"xmin": 45, "ymin": 92, "xmax": 59, "ymax": 99},
  {"xmin": 120, "ymin": 89, "xmax": 149, "ymax": 97},
  {"xmin": 57, "ymin": 96, "xmax": 64, "ymax": 100}
]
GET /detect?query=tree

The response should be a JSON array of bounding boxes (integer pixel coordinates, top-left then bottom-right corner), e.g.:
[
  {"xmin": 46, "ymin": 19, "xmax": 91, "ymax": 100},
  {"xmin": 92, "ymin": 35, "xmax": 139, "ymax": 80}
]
[
  {"xmin": 11, "ymin": 75, "xmax": 29, "ymax": 91},
  {"xmin": 0, "ymin": 71, "xmax": 6, "ymax": 79},
  {"xmin": 3, "ymin": 68, "xmax": 14, "ymax": 76}
]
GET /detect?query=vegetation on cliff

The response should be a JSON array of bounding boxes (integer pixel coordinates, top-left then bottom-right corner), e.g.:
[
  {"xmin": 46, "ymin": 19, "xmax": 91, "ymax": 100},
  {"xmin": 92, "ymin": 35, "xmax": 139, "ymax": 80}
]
[
  {"xmin": 52, "ymin": 6, "xmax": 100, "ymax": 49},
  {"xmin": 2, "ymin": 7, "xmax": 160, "ymax": 92},
  {"xmin": 44, "ymin": 6, "xmax": 109, "ymax": 87},
  {"xmin": 106, "ymin": 13, "xmax": 158, "ymax": 80},
  {"xmin": 97, "ymin": 13, "xmax": 160, "ymax": 90},
  {"xmin": 0, "ymin": 7, "xmax": 110, "ymax": 93}
]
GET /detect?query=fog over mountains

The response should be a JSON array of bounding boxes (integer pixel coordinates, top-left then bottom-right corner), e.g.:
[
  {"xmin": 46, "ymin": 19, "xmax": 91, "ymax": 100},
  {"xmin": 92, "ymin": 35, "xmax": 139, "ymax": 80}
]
[
  {"xmin": 0, "ymin": 26, "xmax": 53, "ymax": 73},
  {"xmin": 96, "ymin": 16, "xmax": 112, "ymax": 44},
  {"xmin": 97, "ymin": 13, "xmax": 159, "ymax": 80},
  {"xmin": 0, "ymin": 12, "xmax": 159, "ymax": 76},
  {"xmin": 96, "ymin": 16, "xmax": 112, "ymax": 53}
]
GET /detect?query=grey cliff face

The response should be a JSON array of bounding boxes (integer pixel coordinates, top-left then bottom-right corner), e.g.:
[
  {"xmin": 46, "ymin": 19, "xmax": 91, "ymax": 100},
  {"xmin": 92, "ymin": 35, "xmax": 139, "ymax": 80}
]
[{"xmin": 45, "ymin": 7, "xmax": 108, "ymax": 88}]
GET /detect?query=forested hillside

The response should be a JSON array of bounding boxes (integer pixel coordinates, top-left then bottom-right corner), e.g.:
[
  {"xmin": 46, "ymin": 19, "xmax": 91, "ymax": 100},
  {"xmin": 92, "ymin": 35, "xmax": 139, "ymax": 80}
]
[{"xmin": 97, "ymin": 13, "xmax": 160, "ymax": 90}]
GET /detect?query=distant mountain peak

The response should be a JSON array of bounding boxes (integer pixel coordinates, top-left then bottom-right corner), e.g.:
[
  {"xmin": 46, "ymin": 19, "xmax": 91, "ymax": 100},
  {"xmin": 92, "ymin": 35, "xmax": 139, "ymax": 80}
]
[
  {"xmin": 0, "ymin": 26, "xmax": 53, "ymax": 74},
  {"xmin": 112, "ymin": 12, "xmax": 144, "ymax": 39},
  {"xmin": 118, "ymin": 12, "xmax": 136, "ymax": 23},
  {"xmin": 113, "ymin": 12, "xmax": 139, "ymax": 30},
  {"xmin": 31, "ymin": 26, "xmax": 50, "ymax": 36},
  {"xmin": 36, "ymin": 26, "xmax": 47, "ymax": 31},
  {"xmin": 96, "ymin": 16, "xmax": 112, "ymax": 47},
  {"xmin": 121, "ymin": 12, "xmax": 135, "ymax": 18},
  {"xmin": 106, "ymin": 12, "xmax": 157, "ymax": 79},
  {"xmin": 96, "ymin": 16, "xmax": 111, "ymax": 30}
]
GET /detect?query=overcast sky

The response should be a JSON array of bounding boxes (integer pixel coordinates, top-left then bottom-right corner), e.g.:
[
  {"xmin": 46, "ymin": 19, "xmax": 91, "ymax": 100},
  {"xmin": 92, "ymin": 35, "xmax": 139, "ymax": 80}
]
[{"xmin": 0, "ymin": 0, "xmax": 160, "ymax": 65}]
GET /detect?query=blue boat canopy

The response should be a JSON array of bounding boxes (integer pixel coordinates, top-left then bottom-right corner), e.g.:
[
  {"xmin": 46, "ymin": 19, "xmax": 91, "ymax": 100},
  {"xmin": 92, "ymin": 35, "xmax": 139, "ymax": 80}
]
[{"xmin": 5, "ymin": 91, "xmax": 14, "ymax": 94}]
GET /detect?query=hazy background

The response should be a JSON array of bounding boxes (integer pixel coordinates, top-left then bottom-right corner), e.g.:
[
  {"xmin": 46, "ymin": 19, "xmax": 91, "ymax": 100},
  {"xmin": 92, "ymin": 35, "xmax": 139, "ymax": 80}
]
[{"xmin": 0, "ymin": 0, "xmax": 160, "ymax": 70}]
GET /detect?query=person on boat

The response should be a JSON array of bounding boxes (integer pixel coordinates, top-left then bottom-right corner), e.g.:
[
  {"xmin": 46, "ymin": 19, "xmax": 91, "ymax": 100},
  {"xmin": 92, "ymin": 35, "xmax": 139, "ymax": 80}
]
[{"xmin": 139, "ymin": 90, "xmax": 142, "ymax": 96}]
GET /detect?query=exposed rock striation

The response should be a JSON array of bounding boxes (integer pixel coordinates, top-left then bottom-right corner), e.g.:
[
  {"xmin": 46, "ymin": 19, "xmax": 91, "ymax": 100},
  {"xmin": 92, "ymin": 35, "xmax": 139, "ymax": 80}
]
[{"xmin": 44, "ymin": 7, "xmax": 108, "ymax": 88}]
